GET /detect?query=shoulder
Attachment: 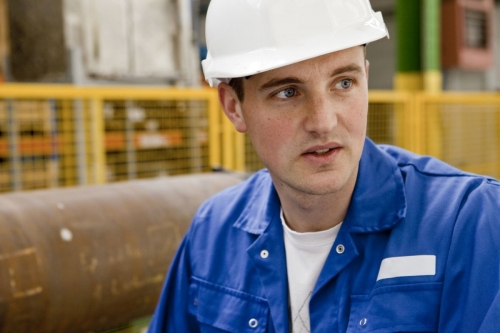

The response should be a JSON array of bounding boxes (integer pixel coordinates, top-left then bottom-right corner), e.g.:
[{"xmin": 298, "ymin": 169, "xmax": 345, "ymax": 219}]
[
  {"xmin": 378, "ymin": 144, "xmax": 500, "ymax": 231},
  {"xmin": 378, "ymin": 144, "xmax": 499, "ymax": 187},
  {"xmin": 191, "ymin": 169, "xmax": 273, "ymax": 229},
  {"xmin": 376, "ymin": 144, "xmax": 500, "ymax": 231},
  {"xmin": 379, "ymin": 144, "xmax": 467, "ymax": 177}
]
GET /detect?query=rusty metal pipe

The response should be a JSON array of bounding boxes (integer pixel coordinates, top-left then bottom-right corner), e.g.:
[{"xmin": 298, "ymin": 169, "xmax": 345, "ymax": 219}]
[{"xmin": 0, "ymin": 173, "xmax": 243, "ymax": 333}]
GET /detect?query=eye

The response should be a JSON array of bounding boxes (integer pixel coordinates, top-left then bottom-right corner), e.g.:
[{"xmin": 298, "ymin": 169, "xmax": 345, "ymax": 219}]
[
  {"xmin": 336, "ymin": 79, "xmax": 353, "ymax": 90},
  {"xmin": 275, "ymin": 87, "xmax": 297, "ymax": 99}
]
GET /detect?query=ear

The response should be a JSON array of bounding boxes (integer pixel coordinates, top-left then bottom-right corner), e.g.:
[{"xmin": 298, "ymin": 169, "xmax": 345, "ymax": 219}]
[
  {"xmin": 218, "ymin": 83, "xmax": 247, "ymax": 133},
  {"xmin": 365, "ymin": 59, "xmax": 370, "ymax": 81}
]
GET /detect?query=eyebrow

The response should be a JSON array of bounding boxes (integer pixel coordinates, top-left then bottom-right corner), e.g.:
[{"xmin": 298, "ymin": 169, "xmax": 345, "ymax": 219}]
[
  {"xmin": 258, "ymin": 63, "xmax": 364, "ymax": 92},
  {"xmin": 259, "ymin": 77, "xmax": 303, "ymax": 92},
  {"xmin": 331, "ymin": 64, "xmax": 364, "ymax": 77}
]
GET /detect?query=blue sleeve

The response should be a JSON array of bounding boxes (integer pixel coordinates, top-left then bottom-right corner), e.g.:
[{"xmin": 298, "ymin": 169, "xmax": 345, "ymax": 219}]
[
  {"xmin": 439, "ymin": 181, "xmax": 500, "ymax": 332},
  {"xmin": 480, "ymin": 290, "xmax": 500, "ymax": 331},
  {"xmin": 148, "ymin": 233, "xmax": 199, "ymax": 333}
]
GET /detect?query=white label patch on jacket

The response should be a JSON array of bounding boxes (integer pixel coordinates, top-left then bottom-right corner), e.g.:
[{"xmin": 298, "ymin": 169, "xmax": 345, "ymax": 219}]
[{"xmin": 376, "ymin": 255, "xmax": 436, "ymax": 281}]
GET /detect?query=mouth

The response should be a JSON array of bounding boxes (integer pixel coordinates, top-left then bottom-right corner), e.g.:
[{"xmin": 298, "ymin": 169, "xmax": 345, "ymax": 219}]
[
  {"xmin": 309, "ymin": 148, "xmax": 334, "ymax": 155},
  {"xmin": 302, "ymin": 144, "xmax": 341, "ymax": 156}
]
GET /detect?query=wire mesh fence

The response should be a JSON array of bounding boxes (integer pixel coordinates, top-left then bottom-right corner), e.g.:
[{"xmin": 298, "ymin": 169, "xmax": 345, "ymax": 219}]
[
  {"xmin": 419, "ymin": 94, "xmax": 500, "ymax": 179},
  {"xmin": 1, "ymin": 86, "xmax": 500, "ymax": 193},
  {"xmin": 102, "ymin": 99, "xmax": 210, "ymax": 182},
  {"xmin": 0, "ymin": 85, "xmax": 220, "ymax": 193}
]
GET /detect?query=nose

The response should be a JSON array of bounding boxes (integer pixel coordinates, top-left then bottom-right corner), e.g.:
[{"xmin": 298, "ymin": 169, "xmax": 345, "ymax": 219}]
[{"xmin": 303, "ymin": 94, "xmax": 338, "ymax": 136}]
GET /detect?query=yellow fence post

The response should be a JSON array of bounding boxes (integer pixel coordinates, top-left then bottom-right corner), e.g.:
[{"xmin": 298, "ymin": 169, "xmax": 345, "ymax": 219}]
[
  {"xmin": 90, "ymin": 97, "xmax": 106, "ymax": 184},
  {"xmin": 208, "ymin": 91, "xmax": 221, "ymax": 170},
  {"xmin": 74, "ymin": 99, "xmax": 88, "ymax": 184},
  {"xmin": 412, "ymin": 93, "xmax": 424, "ymax": 155},
  {"xmin": 60, "ymin": 99, "xmax": 76, "ymax": 187},
  {"xmin": 425, "ymin": 94, "xmax": 443, "ymax": 160}
]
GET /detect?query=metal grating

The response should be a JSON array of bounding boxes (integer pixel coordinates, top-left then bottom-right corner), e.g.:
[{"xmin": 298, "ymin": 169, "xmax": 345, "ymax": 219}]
[
  {"xmin": 367, "ymin": 102, "xmax": 397, "ymax": 145},
  {"xmin": 0, "ymin": 85, "xmax": 218, "ymax": 193},
  {"xmin": 103, "ymin": 99, "xmax": 210, "ymax": 182},
  {"xmin": 423, "ymin": 98, "xmax": 500, "ymax": 179}
]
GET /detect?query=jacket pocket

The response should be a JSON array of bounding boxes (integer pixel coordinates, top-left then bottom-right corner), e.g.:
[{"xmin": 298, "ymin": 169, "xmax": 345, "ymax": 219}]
[
  {"xmin": 347, "ymin": 282, "xmax": 442, "ymax": 333},
  {"xmin": 188, "ymin": 277, "xmax": 269, "ymax": 333}
]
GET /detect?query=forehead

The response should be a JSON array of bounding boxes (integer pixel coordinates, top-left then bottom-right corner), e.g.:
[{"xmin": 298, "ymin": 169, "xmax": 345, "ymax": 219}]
[{"xmin": 251, "ymin": 46, "xmax": 365, "ymax": 84}]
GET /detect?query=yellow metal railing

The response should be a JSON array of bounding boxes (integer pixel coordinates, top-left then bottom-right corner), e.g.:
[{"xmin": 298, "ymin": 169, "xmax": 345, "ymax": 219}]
[
  {"xmin": 0, "ymin": 84, "xmax": 221, "ymax": 192},
  {"xmin": 1, "ymin": 84, "xmax": 500, "ymax": 193},
  {"xmin": 417, "ymin": 93, "xmax": 500, "ymax": 178}
]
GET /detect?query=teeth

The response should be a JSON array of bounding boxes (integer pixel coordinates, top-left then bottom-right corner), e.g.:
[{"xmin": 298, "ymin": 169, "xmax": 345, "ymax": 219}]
[{"xmin": 314, "ymin": 149, "xmax": 330, "ymax": 155}]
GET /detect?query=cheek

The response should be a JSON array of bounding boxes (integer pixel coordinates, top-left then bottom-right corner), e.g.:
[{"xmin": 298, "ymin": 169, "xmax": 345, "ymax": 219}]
[
  {"xmin": 248, "ymin": 114, "xmax": 295, "ymax": 158},
  {"xmin": 343, "ymin": 99, "xmax": 368, "ymax": 134}
]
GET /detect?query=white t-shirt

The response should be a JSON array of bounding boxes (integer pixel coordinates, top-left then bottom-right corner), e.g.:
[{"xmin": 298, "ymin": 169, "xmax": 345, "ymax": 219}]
[{"xmin": 281, "ymin": 209, "xmax": 342, "ymax": 333}]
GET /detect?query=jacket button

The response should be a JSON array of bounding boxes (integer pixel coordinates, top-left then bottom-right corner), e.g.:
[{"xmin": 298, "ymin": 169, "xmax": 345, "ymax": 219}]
[
  {"xmin": 359, "ymin": 318, "xmax": 367, "ymax": 327},
  {"xmin": 249, "ymin": 318, "xmax": 259, "ymax": 328},
  {"xmin": 260, "ymin": 250, "xmax": 269, "ymax": 258},
  {"xmin": 336, "ymin": 244, "xmax": 345, "ymax": 254}
]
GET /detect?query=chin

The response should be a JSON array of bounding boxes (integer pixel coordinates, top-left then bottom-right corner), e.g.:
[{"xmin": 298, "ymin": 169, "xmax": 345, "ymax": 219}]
[{"xmin": 290, "ymin": 177, "xmax": 349, "ymax": 196}]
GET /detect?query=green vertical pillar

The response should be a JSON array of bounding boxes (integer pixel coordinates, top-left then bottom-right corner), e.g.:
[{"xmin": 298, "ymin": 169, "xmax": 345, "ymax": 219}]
[
  {"xmin": 395, "ymin": 0, "xmax": 422, "ymax": 90},
  {"xmin": 422, "ymin": 0, "xmax": 442, "ymax": 92},
  {"xmin": 422, "ymin": 0, "xmax": 443, "ymax": 159}
]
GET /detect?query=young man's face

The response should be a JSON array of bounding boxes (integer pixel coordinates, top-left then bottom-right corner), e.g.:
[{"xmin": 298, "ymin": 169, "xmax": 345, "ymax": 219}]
[{"xmin": 221, "ymin": 46, "xmax": 369, "ymax": 198}]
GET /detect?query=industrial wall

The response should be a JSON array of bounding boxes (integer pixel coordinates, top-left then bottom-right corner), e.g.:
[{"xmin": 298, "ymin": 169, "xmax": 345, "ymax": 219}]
[
  {"xmin": 4, "ymin": 0, "xmax": 500, "ymax": 91},
  {"xmin": 1, "ymin": 0, "xmax": 200, "ymax": 86},
  {"xmin": 67, "ymin": 0, "xmax": 200, "ymax": 86},
  {"xmin": 6, "ymin": 0, "xmax": 68, "ymax": 82},
  {"xmin": 368, "ymin": 0, "xmax": 397, "ymax": 90},
  {"xmin": 367, "ymin": 0, "xmax": 500, "ymax": 91}
]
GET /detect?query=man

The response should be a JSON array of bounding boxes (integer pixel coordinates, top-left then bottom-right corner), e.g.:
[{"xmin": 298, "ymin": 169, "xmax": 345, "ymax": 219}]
[{"xmin": 149, "ymin": 0, "xmax": 500, "ymax": 332}]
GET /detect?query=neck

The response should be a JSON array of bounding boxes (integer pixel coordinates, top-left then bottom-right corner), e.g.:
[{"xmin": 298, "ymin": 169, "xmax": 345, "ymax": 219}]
[{"xmin": 274, "ymin": 173, "xmax": 356, "ymax": 233}]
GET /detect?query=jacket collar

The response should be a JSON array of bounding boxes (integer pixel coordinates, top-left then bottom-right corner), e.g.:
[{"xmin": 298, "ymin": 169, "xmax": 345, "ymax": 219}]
[
  {"xmin": 232, "ymin": 170, "xmax": 281, "ymax": 234},
  {"xmin": 345, "ymin": 138, "xmax": 406, "ymax": 233},
  {"xmin": 233, "ymin": 138, "xmax": 407, "ymax": 234}
]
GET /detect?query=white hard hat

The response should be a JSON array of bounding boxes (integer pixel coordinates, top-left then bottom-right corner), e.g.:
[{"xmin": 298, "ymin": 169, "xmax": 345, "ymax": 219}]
[{"xmin": 202, "ymin": 0, "xmax": 389, "ymax": 87}]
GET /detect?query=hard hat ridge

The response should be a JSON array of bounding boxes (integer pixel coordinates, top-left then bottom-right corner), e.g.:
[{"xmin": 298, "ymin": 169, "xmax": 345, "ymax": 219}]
[{"xmin": 202, "ymin": 0, "xmax": 389, "ymax": 87}]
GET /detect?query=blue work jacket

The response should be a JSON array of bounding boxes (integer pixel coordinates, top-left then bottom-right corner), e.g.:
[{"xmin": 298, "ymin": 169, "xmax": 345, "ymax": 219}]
[{"xmin": 149, "ymin": 138, "xmax": 500, "ymax": 332}]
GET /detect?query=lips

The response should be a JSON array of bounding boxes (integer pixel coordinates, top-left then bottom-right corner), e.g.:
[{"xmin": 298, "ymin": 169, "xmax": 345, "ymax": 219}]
[
  {"xmin": 313, "ymin": 148, "xmax": 331, "ymax": 155},
  {"xmin": 302, "ymin": 143, "xmax": 341, "ymax": 155}
]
